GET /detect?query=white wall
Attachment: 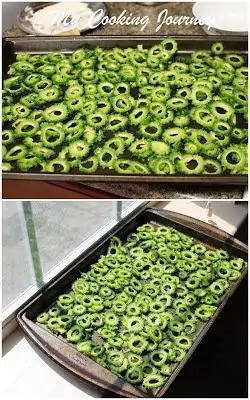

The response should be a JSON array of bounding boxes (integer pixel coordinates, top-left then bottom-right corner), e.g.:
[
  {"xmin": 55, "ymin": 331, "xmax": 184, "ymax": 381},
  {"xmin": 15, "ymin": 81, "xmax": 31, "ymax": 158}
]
[
  {"xmin": 2, "ymin": 2, "xmax": 30, "ymax": 33},
  {"xmin": 164, "ymin": 201, "xmax": 247, "ymax": 235}
]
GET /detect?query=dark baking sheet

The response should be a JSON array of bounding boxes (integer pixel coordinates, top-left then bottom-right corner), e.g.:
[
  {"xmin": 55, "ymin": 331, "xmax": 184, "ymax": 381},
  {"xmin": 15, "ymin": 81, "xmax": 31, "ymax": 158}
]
[
  {"xmin": 16, "ymin": 207, "xmax": 248, "ymax": 397},
  {"xmin": 2, "ymin": 35, "xmax": 248, "ymax": 184}
]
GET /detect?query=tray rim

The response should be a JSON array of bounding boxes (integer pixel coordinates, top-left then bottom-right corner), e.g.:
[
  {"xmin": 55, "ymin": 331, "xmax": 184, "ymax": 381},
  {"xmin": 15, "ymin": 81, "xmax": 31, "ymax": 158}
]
[
  {"xmin": 2, "ymin": 171, "xmax": 248, "ymax": 184},
  {"xmin": 2, "ymin": 35, "xmax": 248, "ymax": 185},
  {"xmin": 16, "ymin": 207, "xmax": 248, "ymax": 397},
  {"xmin": 3, "ymin": 34, "xmax": 249, "ymax": 40}
]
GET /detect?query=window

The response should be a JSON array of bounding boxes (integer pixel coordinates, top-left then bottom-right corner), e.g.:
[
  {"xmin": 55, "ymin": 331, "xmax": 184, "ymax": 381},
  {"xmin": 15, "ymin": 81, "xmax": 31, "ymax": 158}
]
[
  {"xmin": 31, "ymin": 201, "xmax": 116, "ymax": 276},
  {"xmin": 2, "ymin": 201, "xmax": 35, "ymax": 309},
  {"xmin": 2, "ymin": 200, "xmax": 143, "ymax": 320}
]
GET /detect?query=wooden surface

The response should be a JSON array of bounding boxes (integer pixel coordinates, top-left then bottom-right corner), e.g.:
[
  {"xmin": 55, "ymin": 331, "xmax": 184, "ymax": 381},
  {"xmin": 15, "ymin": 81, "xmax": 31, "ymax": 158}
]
[{"xmin": 2, "ymin": 180, "xmax": 121, "ymax": 199}]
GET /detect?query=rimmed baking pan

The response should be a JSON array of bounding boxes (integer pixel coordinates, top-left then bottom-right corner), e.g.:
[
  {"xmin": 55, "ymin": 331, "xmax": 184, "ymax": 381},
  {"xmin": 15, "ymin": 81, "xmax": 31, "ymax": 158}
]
[
  {"xmin": 16, "ymin": 207, "xmax": 248, "ymax": 397},
  {"xmin": 2, "ymin": 35, "xmax": 248, "ymax": 184}
]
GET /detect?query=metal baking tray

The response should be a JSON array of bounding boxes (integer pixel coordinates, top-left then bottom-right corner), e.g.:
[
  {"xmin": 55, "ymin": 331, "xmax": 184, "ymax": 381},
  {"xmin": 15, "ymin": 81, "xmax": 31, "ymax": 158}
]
[
  {"xmin": 2, "ymin": 35, "xmax": 248, "ymax": 184},
  {"xmin": 16, "ymin": 207, "xmax": 248, "ymax": 397}
]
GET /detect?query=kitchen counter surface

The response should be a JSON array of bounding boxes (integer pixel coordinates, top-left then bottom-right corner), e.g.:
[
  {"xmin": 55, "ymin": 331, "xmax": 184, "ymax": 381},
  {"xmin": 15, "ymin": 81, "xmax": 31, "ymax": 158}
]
[
  {"xmin": 4, "ymin": 2, "xmax": 205, "ymax": 37},
  {"xmin": 3, "ymin": 2, "xmax": 245, "ymax": 199},
  {"xmin": 81, "ymin": 182, "xmax": 244, "ymax": 199}
]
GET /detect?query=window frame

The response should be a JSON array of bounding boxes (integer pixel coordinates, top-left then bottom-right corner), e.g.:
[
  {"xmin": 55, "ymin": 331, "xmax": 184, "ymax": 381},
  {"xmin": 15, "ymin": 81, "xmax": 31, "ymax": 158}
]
[{"xmin": 2, "ymin": 200, "xmax": 151, "ymax": 339}]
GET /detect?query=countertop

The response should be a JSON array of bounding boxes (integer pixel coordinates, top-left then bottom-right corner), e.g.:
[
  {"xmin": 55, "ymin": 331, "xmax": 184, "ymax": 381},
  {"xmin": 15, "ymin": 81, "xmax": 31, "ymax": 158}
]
[
  {"xmin": 3, "ymin": 2, "xmax": 245, "ymax": 199},
  {"xmin": 4, "ymin": 2, "xmax": 206, "ymax": 37}
]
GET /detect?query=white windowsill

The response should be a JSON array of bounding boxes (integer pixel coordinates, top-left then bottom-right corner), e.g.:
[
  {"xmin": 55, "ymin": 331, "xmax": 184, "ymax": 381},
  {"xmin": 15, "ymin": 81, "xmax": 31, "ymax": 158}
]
[
  {"xmin": 2, "ymin": 201, "xmax": 247, "ymax": 399},
  {"xmin": 1, "ymin": 328, "xmax": 103, "ymax": 399}
]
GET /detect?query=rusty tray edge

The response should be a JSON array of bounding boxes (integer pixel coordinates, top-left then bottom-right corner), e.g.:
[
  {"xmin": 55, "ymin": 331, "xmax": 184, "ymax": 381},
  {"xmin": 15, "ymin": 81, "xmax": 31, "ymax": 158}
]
[{"xmin": 2, "ymin": 171, "xmax": 248, "ymax": 184}]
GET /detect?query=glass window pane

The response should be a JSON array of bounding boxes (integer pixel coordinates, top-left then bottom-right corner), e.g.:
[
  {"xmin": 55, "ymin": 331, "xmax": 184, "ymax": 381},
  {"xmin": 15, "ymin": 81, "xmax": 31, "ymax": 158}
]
[
  {"xmin": 2, "ymin": 201, "xmax": 35, "ymax": 309},
  {"xmin": 121, "ymin": 200, "xmax": 140, "ymax": 216},
  {"xmin": 2, "ymin": 200, "xmax": 143, "ymax": 312},
  {"xmin": 31, "ymin": 201, "xmax": 115, "ymax": 275}
]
